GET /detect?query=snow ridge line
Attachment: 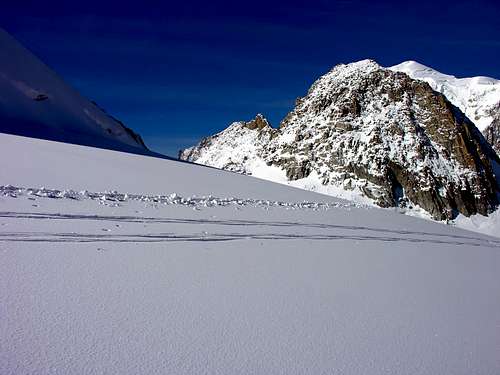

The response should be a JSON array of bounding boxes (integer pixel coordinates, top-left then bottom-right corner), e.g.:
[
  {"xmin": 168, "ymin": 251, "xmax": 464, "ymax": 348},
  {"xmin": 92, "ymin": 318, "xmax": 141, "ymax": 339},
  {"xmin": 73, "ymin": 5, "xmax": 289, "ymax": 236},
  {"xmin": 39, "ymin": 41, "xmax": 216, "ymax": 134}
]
[{"xmin": 0, "ymin": 185, "xmax": 366, "ymax": 211}]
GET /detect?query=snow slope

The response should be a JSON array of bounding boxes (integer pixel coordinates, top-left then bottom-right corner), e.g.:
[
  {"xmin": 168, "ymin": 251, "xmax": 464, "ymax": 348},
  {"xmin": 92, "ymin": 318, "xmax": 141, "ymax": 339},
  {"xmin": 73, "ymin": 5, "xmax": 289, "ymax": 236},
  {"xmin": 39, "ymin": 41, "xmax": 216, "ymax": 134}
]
[
  {"xmin": 390, "ymin": 60, "xmax": 500, "ymax": 131},
  {"xmin": 1, "ymin": 133, "xmax": 500, "ymax": 374},
  {"xmin": 0, "ymin": 28, "xmax": 148, "ymax": 153}
]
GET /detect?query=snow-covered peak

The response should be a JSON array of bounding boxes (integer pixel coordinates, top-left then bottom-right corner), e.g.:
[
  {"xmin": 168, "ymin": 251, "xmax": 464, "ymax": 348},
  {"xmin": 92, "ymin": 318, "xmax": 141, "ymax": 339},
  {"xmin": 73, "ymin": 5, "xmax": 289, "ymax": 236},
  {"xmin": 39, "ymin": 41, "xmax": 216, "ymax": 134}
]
[
  {"xmin": 182, "ymin": 61, "xmax": 500, "ymax": 220},
  {"xmin": 312, "ymin": 60, "xmax": 381, "ymax": 89},
  {"xmin": 179, "ymin": 114, "xmax": 277, "ymax": 174},
  {"xmin": 390, "ymin": 60, "xmax": 455, "ymax": 80},
  {"xmin": 329, "ymin": 59, "xmax": 381, "ymax": 75},
  {"xmin": 0, "ymin": 28, "xmax": 148, "ymax": 152},
  {"xmin": 389, "ymin": 60, "xmax": 500, "ymax": 131}
]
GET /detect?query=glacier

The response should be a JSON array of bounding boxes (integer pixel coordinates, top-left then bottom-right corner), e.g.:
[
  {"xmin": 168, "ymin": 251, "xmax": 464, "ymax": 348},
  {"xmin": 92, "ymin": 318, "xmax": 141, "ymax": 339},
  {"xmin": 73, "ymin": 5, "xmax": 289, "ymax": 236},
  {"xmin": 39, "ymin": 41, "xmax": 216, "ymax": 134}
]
[{"xmin": 1, "ymin": 133, "xmax": 500, "ymax": 374}]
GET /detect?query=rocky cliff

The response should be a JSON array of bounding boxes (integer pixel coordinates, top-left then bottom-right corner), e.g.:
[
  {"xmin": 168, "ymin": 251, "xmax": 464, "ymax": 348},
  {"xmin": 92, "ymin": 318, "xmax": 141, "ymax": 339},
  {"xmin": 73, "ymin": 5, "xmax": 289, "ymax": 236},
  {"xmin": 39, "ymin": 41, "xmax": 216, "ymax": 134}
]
[
  {"xmin": 390, "ymin": 60, "xmax": 500, "ymax": 156},
  {"xmin": 181, "ymin": 60, "xmax": 500, "ymax": 220},
  {"xmin": 485, "ymin": 103, "xmax": 500, "ymax": 154}
]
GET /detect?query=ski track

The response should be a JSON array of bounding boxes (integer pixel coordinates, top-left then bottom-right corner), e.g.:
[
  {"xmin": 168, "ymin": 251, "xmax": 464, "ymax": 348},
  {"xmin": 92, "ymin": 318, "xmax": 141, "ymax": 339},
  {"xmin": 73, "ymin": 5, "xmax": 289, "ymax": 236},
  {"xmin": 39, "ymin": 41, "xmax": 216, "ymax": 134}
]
[
  {"xmin": 1, "ymin": 186, "xmax": 498, "ymax": 248},
  {"xmin": 0, "ymin": 229, "xmax": 497, "ymax": 247}
]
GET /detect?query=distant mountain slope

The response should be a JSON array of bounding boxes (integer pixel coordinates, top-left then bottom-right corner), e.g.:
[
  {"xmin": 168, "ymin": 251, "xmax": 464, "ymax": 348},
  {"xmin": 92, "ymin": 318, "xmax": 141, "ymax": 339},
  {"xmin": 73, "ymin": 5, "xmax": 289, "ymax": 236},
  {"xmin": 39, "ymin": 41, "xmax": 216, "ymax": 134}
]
[
  {"xmin": 0, "ymin": 28, "xmax": 148, "ymax": 153},
  {"xmin": 390, "ymin": 60, "xmax": 500, "ymax": 153},
  {"xmin": 181, "ymin": 60, "xmax": 500, "ymax": 220}
]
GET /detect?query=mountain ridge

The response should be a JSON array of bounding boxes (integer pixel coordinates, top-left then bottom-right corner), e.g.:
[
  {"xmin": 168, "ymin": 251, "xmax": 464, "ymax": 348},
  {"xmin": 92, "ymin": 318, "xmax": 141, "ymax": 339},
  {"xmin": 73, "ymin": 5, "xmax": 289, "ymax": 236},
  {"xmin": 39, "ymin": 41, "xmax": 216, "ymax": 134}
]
[
  {"xmin": 180, "ymin": 59, "xmax": 500, "ymax": 220},
  {"xmin": 390, "ymin": 60, "xmax": 500, "ymax": 152}
]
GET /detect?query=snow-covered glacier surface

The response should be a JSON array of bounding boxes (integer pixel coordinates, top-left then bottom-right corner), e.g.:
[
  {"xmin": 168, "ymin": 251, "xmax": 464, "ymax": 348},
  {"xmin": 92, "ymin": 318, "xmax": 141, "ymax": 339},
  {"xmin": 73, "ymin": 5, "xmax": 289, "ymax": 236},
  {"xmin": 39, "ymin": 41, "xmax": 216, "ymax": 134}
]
[{"xmin": 1, "ymin": 133, "xmax": 500, "ymax": 375}]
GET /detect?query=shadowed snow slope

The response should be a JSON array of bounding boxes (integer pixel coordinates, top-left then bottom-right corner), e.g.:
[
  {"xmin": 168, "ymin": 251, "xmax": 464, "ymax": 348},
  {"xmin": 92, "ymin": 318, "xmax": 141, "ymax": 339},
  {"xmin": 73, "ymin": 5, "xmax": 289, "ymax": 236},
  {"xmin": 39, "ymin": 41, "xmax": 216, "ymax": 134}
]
[
  {"xmin": 0, "ymin": 28, "xmax": 149, "ymax": 154},
  {"xmin": 1, "ymin": 133, "xmax": 500, "ymax": 375}
]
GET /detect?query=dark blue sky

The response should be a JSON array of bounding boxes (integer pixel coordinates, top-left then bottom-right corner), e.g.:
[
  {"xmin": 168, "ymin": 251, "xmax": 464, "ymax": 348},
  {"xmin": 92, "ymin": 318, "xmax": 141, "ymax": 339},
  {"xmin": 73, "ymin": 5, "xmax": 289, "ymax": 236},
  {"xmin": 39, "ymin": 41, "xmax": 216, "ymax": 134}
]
[{"xmin": 2, "ymin": 0, "xmax": 499, "ymax": 156}]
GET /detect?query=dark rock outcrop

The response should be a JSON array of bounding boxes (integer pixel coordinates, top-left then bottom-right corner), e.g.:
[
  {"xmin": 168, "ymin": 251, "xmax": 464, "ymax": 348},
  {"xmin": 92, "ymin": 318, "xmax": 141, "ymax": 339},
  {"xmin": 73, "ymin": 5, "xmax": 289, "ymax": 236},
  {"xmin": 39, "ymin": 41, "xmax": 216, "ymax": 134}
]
[{"xmin": 485, "ymin": 103, "xmax": 500, "ymax": 154}]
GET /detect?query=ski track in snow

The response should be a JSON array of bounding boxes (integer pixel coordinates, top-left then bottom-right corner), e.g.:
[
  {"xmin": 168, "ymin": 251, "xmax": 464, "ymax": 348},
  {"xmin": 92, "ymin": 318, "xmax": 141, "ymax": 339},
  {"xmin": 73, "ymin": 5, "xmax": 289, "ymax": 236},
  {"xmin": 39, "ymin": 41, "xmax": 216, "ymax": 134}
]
[
  {"xmin": 1, "ymin": 185, "xmax": 498, "ymax": 249},
  {"xmin": 1, "ymin": 224, "xmax": 496, "ymax": 248}
]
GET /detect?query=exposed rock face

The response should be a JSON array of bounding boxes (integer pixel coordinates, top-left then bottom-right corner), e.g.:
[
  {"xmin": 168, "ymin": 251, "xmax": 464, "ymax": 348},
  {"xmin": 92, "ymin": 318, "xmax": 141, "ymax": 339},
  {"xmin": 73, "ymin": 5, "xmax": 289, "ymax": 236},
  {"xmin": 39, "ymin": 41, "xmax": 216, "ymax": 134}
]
[
  {"xmin": 181, "ymin": 60, "xmax": 500, "ymax": 220},
  {"xmin": 485, "ymin": 104, "xmax": 500, "ymax": 154},
  {"xmin": 390, "ymin": 60, "xmax": 500, "ymax": 134},
  {"xmin": 244, "ymin": 113, "xmax": 272, "ymax": 130}
]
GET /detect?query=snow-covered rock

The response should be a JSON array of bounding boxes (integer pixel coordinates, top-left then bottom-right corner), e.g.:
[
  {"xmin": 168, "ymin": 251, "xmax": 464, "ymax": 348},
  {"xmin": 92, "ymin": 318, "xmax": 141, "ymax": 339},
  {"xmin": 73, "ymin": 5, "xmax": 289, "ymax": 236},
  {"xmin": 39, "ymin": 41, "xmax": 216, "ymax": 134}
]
[
  {"xmin": 390, "ymin": 60, "xmax": 500, "ymax": 152},
  {"xmin": 484, "ymin": 103, "xmax": 500, "ymax": 153},
  {"xmin": 179, "ymin": 114, "xmax": 277, "ymax": 174},
  {"xmin": 0, "ymin": 27, "xmax": 148, "ymax": 152},
  {"xmin": 181, "ymin": 60, "xmax": 500, "ymax": 220}
]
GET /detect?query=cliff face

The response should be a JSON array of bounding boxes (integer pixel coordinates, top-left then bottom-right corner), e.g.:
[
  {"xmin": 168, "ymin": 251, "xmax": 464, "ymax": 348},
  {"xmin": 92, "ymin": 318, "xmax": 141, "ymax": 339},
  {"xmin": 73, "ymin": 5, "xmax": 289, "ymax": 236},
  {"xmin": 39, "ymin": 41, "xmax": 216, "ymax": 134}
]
[
  {"xmin": 390, "ymin": 60, "xmax": 500, "ymax": 134},
  {"xmin": 181, "ymin": 60, "xmax": 500, "ymax": 220},
  {"xmin": 390, "ymin": 60, "xmax": 500, "ymax": 159},
  {"xmin": 485, "ymin": 104, "xmax": 500, "ymax": 154}
]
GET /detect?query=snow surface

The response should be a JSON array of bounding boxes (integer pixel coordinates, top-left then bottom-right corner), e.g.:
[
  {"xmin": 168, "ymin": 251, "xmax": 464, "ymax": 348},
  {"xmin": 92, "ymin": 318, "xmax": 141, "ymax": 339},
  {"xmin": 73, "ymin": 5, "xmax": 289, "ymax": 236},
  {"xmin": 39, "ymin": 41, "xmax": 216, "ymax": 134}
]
[
  {"xmin": 390, "ymin": 60, "xmax": 500, "ymax": 131},
  {"xmin": 0, "ymin": 28, "xmax": 148, "ymax": 153},
  {"xmin": 1, "ymin": 133, "xmax": 500, "ymax": 374}
]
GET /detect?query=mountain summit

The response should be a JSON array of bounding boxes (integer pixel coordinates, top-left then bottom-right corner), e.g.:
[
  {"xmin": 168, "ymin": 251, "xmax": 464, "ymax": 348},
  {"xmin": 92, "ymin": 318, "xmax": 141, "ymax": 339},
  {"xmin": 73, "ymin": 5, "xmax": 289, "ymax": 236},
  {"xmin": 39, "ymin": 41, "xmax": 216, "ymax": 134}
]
[{"xmin": 181, "ymin": 60, "xmax": 500, "ymax": 220}]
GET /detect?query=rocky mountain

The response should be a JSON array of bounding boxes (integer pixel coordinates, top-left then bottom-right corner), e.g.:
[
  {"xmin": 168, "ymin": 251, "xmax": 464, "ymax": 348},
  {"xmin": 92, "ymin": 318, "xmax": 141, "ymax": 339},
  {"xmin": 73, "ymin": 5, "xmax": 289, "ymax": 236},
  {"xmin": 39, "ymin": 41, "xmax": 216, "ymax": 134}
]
[
  {"xmin": 180, "ymin": 60, "xmax": 500, "ymax": 220},
  {"xmin": 390, "ymin": 60, "xmax": 500, "ymax": 153},
  {"xmin": 180, "ymin": 114, "xmax": 277, "ymax": 175},
  {"xmin": 485, "ymin": 103, "xmax": 500, "ymax": 153},
  {"xmin": 0, "ymin": 28, "xmax": 148, "ymax": 152}
]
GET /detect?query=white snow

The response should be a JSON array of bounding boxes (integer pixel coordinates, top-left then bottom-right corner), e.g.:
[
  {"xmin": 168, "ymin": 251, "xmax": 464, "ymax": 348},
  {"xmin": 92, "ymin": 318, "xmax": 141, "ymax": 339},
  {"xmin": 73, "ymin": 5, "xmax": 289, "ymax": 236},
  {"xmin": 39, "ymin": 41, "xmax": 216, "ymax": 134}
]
[
  {"xmin": 1, "ymin": 133, "xmax": 500, "ymax": 374},
  {"xmin": 389, "ymin": 60, "xmax": 500, "ymax": 131},
  {"xmin": 454, "ymin": 209, "xmax": 500, "ymax": 238}
]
